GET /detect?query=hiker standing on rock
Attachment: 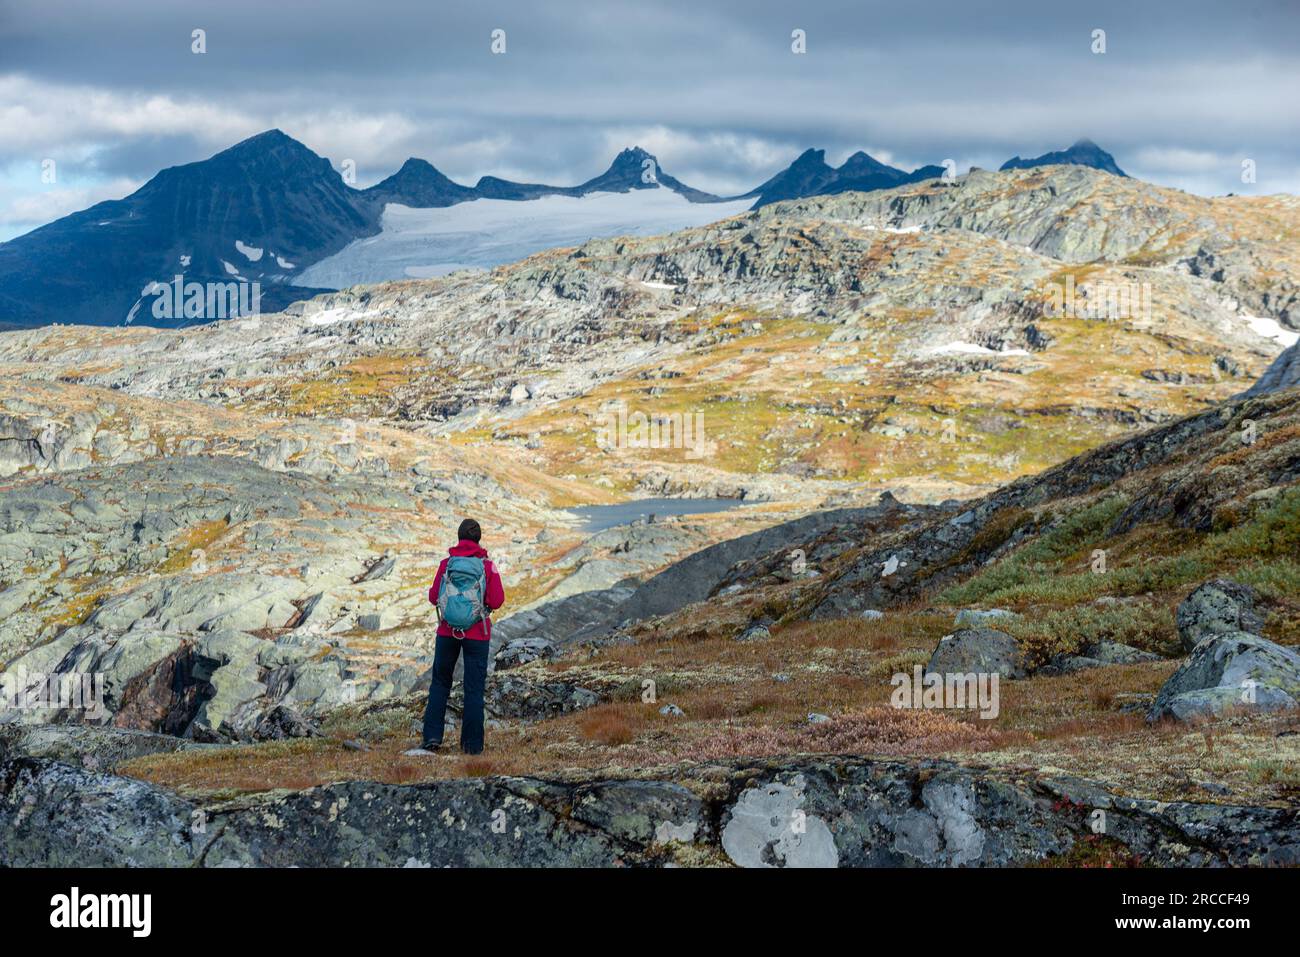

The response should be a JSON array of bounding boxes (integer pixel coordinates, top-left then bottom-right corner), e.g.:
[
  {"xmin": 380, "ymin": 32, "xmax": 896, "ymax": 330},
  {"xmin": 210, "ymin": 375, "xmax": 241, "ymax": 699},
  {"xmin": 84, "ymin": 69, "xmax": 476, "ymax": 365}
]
[{"xmin": 418, "ymin": 518, "xmax": 505, "ymax": 755}]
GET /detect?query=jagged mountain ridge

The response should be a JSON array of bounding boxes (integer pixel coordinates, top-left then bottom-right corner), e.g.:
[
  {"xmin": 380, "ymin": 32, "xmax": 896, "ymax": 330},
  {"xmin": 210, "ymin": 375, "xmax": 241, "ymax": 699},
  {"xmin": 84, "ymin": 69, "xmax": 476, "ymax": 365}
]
[
  {"xmin": 1001, "ymin": 138, "xmax": 1127, "ymax": 177},
  {"xmin": 0, "ymin": 132, "xmax": 1135, "ymax": 328},
  {"xmin": 743, "ymin": 147, "xmax": 945, "ymax": 207},
  {"xmin": 0, "ymin": 135, "xmax": 724, "ymax": 329}
]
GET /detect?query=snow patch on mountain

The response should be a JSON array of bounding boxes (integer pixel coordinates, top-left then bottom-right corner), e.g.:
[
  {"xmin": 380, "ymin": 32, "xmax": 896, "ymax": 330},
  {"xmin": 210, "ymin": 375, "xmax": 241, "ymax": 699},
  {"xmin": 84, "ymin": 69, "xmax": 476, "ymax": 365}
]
[
  {"xmin": 295, "ymin": 188, "xmax": 750, "ymax": 289},
  {"xmin": 235, "ymin": 240, "xmax": 264, "ymax": 262},
  {"xmin": 307, "ymin": 306, "xmax": 381, "ymax": 326},
  {"xmin": 924, "ymin": 342, "xmax": 1031, "ymax": 357},
  {"xmin": 1240, "ymin": 314, "xmax": 1299, "ymax": 348}
]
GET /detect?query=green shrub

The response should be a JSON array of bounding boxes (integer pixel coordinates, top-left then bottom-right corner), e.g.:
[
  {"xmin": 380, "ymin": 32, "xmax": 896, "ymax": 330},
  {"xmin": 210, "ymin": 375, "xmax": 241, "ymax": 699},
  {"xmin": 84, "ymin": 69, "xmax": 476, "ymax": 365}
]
[
  {"xmin": 1004, "ymin": 601, "xmax": 1177, "ymax": 668},
  {"xmin": 939, "ymin": 496, "xmax": 1128, "ymax": 605},
  {"xmin": 939, "ymin": 487, "xmax": 1300, "ymax": 609}
]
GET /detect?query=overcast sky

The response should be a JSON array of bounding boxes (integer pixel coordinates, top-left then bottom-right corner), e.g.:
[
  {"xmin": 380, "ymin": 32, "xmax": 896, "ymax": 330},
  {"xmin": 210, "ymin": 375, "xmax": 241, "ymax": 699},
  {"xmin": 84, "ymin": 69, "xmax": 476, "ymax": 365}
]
[{"xmin": 1, "ymin": 0, "xmax": 1297, "ymax": 240}]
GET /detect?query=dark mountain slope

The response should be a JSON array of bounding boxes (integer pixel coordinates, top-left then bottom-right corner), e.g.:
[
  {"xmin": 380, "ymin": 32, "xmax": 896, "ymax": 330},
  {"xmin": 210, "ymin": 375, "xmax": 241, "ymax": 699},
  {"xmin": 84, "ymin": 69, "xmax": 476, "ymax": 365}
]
[
  {"xmin": 1000, "ymin": 139, "xmax": 1127, "ymax": 177},
  {"xmin": 362, "ymin": 158, "xmax": 476, "ymax": 208},
  {"xmin": 746, "ymin": 148, "xmax": 943, "ymax": 207},
  {"xmin": 0, "ymin": 130, "xmax": 372, "ymax": 327}
]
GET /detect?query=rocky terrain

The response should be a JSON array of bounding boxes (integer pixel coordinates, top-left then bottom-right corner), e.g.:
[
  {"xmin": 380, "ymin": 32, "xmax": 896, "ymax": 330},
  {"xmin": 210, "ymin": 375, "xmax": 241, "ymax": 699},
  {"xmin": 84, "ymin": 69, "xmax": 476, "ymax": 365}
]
[
  {"xmin": 5, "ymin": 366, "xmax": 1277, "ymax": 868},
  {"xmin": 1, "ymin": 163, "xmax": 1297, "ymax": 867},
  {"xmin": 4, "ymin": 744, "xmax": 1296, "ymax": 866}
]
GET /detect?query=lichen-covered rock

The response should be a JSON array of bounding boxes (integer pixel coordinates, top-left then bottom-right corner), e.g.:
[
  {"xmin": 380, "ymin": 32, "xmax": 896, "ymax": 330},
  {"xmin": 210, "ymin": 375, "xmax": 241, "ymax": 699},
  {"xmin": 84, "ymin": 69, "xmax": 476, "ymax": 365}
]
[
  {"xmin": 734, "ymin": 624, "xmax": 771, "ymax": 642},
  {"xmin": 721, "ymin": 775, "xmax": 838, "ymax": 867},
  {"xmin": 927, "ymin": 628, "xmax": 1026, "ymax": 679},
  {"xmin": 1175, "ymin": 580, "xmax": 1265, "ymax": 652},
  {"xmin": 493, "ymin": 637, "xmax": 557, "ymax": 670},
  {"xmin": 472, "ymin": 674, "xmax": 600, "ymax": 720},
  {"xmin": 1084, "ymin": 639, "xmax": 1162, "ymax": 665},
  {"xmin": 0, "ymin": 757, "xmax": 199, "ymax": 866},
  {"xmin": 0, "ymin": 724, "xmax": 215, "ymax": 770},
  {"xmin": 4, "ymin": 754, "xmax": 1299, "ymax": 867},
  {"xmin": 250, "ymin": 705, "xmax": 321, "ymax": 741},
  {"xmin": 570, "ymin": 780, "xmax": 707, "ymax": 846},
  {"xmin": 1148, "ymin": 631, "xmax": 1300, "ymax": 722},
  {"xmin": 1039, "ymin": 639, "xmax": 1162, "ymax": 676}
]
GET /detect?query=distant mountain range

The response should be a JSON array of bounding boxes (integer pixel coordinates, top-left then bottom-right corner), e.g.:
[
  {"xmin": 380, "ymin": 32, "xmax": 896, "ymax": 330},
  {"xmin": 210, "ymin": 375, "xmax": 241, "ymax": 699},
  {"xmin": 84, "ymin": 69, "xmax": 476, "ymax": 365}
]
[
  {"xmin": 0, "ymin": 131, "xmax": 1128, "ymax": 328},
  {"xmin": 742, "ymin": 148, "xmax": 946, "ymax": 207}
]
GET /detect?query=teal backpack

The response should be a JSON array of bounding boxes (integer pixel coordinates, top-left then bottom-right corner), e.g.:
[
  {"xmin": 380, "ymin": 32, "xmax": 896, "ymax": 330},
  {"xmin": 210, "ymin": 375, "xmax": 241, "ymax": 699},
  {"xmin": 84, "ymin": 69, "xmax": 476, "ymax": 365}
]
[{"xmin": 437, "ymin": 555, "xmax": 488, "ymax": 635}]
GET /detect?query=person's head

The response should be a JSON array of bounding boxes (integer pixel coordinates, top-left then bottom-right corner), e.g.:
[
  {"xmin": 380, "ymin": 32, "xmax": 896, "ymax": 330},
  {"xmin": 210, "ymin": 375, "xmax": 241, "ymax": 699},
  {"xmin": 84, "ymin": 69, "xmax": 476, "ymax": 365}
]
[{"xmin": 457, "ymin": 518, "xmax": 482, "ymax": 543}]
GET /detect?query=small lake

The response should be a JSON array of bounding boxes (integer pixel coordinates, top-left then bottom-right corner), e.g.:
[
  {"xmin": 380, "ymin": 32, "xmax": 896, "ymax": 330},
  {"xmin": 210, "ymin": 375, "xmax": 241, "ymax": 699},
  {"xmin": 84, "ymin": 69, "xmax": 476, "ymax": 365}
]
[{"xmin": 568, "ymin": 497, "xmax": 751, "ymax": 532}]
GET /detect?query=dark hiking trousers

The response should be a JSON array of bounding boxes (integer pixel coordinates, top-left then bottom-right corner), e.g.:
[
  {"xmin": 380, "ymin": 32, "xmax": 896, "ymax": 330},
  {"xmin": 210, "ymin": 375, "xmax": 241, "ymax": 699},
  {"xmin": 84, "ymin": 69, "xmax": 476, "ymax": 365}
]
[{"xmin": 422, "ymin": 633, "xmax": 489, "ymax": 754}]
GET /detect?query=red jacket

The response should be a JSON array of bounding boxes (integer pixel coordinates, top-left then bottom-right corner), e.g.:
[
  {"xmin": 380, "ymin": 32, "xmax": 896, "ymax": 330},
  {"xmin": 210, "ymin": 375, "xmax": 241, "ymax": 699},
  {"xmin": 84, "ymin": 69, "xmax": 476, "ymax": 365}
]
[{"xmin": 428, "ymin": 540, "xmax": 505, "ymax": 640}]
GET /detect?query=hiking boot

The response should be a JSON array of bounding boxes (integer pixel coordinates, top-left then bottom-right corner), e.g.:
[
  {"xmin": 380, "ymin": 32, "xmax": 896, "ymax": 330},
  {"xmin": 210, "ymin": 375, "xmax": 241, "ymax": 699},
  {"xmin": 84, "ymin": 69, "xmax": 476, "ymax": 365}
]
[{"xmin": 402, "ymin": 741, "xmax": 441, "ymax": 756}]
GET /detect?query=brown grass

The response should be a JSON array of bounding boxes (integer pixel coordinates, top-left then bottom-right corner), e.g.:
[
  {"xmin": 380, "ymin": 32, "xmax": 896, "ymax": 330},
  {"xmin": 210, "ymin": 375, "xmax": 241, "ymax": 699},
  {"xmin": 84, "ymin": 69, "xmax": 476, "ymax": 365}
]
[
  {"xmin": 577, "ymin": 707, "xmax": 637, "ymax": 746},
  {"xmin": 683, "ymin": 706, "xmax": 1010, "ymax": 762}
]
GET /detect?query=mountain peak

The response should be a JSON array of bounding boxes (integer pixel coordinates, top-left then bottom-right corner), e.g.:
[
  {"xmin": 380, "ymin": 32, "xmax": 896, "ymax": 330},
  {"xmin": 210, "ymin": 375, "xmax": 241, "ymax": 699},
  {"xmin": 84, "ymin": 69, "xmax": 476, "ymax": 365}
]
[
  {"xmin": 745, "ymin": 147, "xmax": 941, "ymax": 208},
  {"xmin": 219, "ymin": 128, "xmax": 310, "ymax": 157},
  {"xmin": 365, "ymin": 157, "xmax": 473, "ymax": 208},
  {"xmin": 838, "ymin": 150, "xmax": 894, "ymax": 176},
  {"xmin": 193, "ymin": 128, "xmax": 336, "ymax": 185},
  {"xmin": 615, "ymin": 145, "xmax": 655, "ymax": 161},
  {"xmin": 793, "ymin": 148, "xmax": 828, "ymax": 167},
  {"xmin": 1000, "ymin": 139, "xmax": 1126, "ymax": 177},
  {"xmin": 386, "ymin": 157, "xmax": 454, "ymax": 182},
  {"xmin": 242, "ymin": 127, "xmax": 293, "ymax": 144},
  {"xmin": 603, "ymin": 146, "xmax": 660, "ymax": 176},
  {"xmin": 578, "ymin": 146, "xmax": 665, "ymax": 194},
  {"xmin": 132, "ymin": 127, "xmax": 344, "ymax": 207}
]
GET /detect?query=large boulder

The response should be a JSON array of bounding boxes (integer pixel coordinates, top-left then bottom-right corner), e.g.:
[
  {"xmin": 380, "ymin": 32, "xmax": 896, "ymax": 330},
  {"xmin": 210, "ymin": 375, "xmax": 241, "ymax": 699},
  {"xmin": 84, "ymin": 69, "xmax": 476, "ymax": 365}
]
[
  {"xmin": 480, "ymin": 674, "xmax": 600, "ymax": 720},
  {"xmin": 1039, "ymin": 639, "xmax": 1161, "ymax": 676},
  {"xmin": 1175, "ymin": 580, "xmax": 1264, "ymax": 652},
  {"xmin": 250, "ymin": 705, "xmax": 321, "ymax": 741},
  {"xmin": 0, "ymin": 758, "xmax": 200, "ymax": 866},
  {"xmin": 1148, "ymin": 632, "xmax": 1300, "ymax": 722},
  {"xmin": 493, "ymin": 637, "xmax": 557, "ymax": 670},
  {"xmin": 927, "ymin": 628, "xmax": 1027, "ymax": 679}
]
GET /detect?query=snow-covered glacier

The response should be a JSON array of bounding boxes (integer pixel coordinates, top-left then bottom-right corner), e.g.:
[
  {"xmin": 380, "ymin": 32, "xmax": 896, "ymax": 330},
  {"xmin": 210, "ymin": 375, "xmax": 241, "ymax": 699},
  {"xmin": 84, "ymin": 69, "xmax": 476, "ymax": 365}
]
[{"xmin": 294, "ymin": 188, "xmax": 752, "ymax": 288}]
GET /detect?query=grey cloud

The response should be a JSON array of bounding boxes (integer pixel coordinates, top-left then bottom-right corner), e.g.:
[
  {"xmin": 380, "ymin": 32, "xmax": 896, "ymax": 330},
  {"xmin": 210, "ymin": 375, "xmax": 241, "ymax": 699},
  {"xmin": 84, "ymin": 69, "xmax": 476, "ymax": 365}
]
[{"xmin": 0, "ymin": 0, "xmax": 1297, "ymax": 237}]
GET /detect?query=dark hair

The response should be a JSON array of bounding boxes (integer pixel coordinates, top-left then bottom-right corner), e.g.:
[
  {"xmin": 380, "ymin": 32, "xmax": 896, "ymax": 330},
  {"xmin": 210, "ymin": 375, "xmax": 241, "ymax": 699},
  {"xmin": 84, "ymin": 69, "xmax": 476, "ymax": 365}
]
[{"xmin": 457, "ymin": 518, "xmax": 482, "ymax": 543}]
